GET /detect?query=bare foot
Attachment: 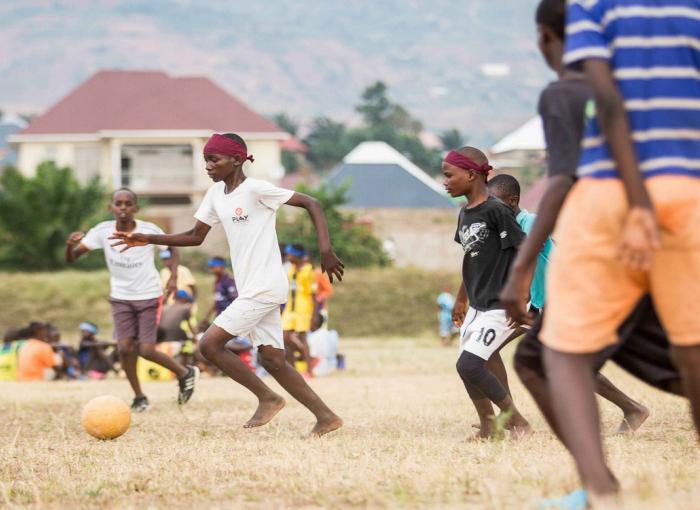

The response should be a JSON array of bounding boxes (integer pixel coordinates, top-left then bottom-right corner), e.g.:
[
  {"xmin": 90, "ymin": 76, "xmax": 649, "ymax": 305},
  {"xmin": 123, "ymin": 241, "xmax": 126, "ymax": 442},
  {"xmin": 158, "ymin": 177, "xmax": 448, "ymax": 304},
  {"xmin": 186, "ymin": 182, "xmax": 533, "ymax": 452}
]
[
  {"xmin": 504, "ymin": 413, "xmax": 532, "ymax": 439},
  {"xmin": 508, "ymin": 424, "xmax": 534, "ymax": 440},
  {"xmin": 465, "ymin": 425, "xmax": 494, "ymax": 442},
  {"xmin": 616, "ymin": 404, "xmax": 650, "ymax": 434},
  {"xmin": 306, "ymin": 414, "xmax": 343, "ymax": 437},
  {"xmin": 243, "ymin": 395, "xmax": 286, "ymax": 429}
]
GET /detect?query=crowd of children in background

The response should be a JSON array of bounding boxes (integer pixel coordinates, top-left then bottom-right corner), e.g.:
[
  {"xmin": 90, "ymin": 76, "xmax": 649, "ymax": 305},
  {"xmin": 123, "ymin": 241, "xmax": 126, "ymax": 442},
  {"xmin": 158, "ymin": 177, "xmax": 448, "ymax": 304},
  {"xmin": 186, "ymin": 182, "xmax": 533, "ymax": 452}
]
[{"xmin": 1, "ymin": 244, "xmax": 342, "ymax": 383}]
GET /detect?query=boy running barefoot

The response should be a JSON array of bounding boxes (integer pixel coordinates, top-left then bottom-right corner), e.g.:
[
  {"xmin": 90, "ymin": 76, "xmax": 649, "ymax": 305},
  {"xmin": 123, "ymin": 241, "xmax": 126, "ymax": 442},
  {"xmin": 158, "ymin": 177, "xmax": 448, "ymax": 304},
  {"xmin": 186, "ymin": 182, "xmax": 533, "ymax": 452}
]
[
  {"xmin": 511, "ymin": 0, "xmax": 700, "ymax": 506},
  {"xmin": 111, "ymin": 133, "xmax": 343, "ymax": 436},
  {"xmin": 443, "ymin": 147, "xmax": 531, "ymax": 440},
  {"xmin": 489, "ymin": 173, "xmax": 650, "ymax": 435},
  {"xmin": 66, "ymin": 189, "xmax": 198, "ymax": 411}
]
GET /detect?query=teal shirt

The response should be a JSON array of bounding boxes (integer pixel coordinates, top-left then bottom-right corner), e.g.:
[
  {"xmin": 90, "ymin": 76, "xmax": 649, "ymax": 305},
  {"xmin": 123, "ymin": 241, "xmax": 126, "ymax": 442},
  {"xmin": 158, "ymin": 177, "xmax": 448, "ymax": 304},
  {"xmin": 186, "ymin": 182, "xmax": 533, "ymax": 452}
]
[{"xmin": 516, "ymin": 209, "xmax": 553, "ymax": 309}]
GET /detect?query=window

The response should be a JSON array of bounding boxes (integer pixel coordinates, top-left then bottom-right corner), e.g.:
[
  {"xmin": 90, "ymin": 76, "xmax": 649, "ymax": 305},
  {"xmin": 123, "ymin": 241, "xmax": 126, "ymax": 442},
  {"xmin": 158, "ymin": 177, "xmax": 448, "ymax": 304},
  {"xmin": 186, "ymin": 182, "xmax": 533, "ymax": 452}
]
[{"xmin": 74, "ymin": 145, "xmax": 101, "ymax": 183}]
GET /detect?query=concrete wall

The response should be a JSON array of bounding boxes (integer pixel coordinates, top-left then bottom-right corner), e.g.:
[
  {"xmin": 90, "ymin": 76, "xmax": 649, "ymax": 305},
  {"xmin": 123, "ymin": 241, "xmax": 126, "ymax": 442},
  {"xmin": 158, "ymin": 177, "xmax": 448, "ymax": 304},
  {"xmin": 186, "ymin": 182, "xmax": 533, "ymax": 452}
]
[{"xmin": 346, "ymin": 207, "xmax": 463, "ymax": 271}]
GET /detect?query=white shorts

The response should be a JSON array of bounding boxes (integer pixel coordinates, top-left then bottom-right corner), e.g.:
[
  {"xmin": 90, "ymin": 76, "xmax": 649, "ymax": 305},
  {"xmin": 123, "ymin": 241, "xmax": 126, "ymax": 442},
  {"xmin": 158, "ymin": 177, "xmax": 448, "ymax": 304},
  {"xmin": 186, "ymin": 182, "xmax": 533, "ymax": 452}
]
[
  {"xmin": 458, "ymin": 307, "xmax": 515, "ymax": 360},
  {"xmin": 213, "ymin": 298, "xmax": 284, "ymax": 350}
]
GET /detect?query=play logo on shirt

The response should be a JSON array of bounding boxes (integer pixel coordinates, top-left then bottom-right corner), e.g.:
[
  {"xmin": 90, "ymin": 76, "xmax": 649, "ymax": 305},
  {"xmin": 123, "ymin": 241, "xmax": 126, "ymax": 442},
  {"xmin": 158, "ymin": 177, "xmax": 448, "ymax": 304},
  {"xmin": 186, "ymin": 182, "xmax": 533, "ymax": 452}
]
[{"xmin": 232, "ymin": 207, "xmax": 249, "ymax": 223}]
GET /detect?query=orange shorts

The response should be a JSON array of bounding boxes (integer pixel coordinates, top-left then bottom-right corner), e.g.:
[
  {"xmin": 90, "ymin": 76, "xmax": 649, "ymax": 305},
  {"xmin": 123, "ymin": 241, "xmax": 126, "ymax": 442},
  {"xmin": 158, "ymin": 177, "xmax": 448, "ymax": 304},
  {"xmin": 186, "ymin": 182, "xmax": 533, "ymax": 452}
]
[{"xmin": 541, "ymin": 175, "xmax": 700, "ymax": 353}]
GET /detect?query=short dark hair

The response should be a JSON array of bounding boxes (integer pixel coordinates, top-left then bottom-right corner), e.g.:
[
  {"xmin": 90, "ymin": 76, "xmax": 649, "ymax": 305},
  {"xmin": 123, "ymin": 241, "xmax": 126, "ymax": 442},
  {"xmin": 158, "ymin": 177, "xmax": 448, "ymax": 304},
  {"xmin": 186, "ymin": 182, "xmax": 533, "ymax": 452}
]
[
  {"xmin": 292, "ymin": 243, "xmax": 305, "ymax": 253},
  {"xmin": 222, "ymin": 133, "xmax": 247, "ymax": 150},
  {"xmin": 211, "ymin": 256, "xmax": 226, "ymax": 263},
  {"xmin": 456, "ymin": 146, "xmax": 489, "ymax": 166},
  {"xmin": 111, "ymin": 187, "xmax": 138, "ymax": 203},
  {"xmin": 536, "ymin": 0, "xmax": 566, "ymax": 40},
  {"xmin": 24, "ymin": 321, "xmax": 46, "ymax": 338},
  {"xmin": 487, "ymin": 174, "xmax": 521, "ymax": 198}
]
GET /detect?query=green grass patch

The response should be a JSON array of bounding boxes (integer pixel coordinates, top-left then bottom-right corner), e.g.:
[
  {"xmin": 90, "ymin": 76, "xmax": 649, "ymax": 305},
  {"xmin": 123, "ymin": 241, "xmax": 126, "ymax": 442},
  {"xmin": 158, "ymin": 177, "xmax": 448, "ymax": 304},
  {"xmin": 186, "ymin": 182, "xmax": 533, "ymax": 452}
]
[{"xmin": 0, "ymin": 268, "xmax": 462, "ymax": 341}]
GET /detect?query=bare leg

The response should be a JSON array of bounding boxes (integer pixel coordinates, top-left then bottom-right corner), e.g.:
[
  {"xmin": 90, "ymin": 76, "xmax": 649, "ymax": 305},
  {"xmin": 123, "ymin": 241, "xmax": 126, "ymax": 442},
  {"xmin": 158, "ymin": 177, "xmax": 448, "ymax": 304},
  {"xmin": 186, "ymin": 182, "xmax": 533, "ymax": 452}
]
[
  {"xmin": 468, "ymin": 398, "xmax": 496, "ymax": 440},
  {"xmin": 594, "ymin": 373, "xmax": 649, "ymax": 433},
  {"xmin": 118, "ymin": 338, "xmax": 143, "ymax": 397},
  {"xmin": 283, "ymin": 330, "xmax": 303, "ymax": 366},
  {"xmin": 139, "ymin": 344, "xmax": 188, "ymax": 379},
  {"xmin": 515, "ymin": 360, "xmax": 564, "ymax": 442},
  {"xmin": 258, "ymin": 345, "xmax": 342, "ymax": 437},
  {"xmin": 543, "ymin": 347, "xmax": 619, "ymax": 496},
  {"xmin": 200, "ymin": 326, "xmax": 285, "ymax": 428},
  {"xmin": 671, "ymin": 345, "xmax": 700, "ymax": 439}
]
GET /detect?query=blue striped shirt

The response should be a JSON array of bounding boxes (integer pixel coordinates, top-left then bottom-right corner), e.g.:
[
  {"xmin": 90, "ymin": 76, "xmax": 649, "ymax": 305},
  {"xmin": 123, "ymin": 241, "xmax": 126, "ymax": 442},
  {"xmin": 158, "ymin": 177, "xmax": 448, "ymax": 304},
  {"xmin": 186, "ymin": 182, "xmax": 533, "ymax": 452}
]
[{"xmin": 564, "ymin": 0, "xmax": 700, "ymax": 179}]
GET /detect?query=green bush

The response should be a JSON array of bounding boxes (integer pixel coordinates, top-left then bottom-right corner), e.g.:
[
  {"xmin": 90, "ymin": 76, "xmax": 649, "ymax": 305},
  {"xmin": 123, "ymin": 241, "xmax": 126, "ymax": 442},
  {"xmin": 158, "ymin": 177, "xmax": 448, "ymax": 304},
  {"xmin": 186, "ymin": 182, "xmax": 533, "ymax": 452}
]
[
  {"xmin": 277, "ymin": 183, "xmax": 390, "ymax": 268},
  {"xmin": 0, "ymin": 163, "xmax": 105, "ymax": 270}
]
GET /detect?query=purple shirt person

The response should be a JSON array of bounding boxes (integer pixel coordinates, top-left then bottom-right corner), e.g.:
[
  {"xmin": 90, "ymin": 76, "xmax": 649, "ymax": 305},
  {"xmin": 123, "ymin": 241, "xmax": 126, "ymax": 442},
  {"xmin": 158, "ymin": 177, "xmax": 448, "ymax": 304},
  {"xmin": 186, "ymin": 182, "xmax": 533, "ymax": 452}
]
[{"xmin": 207, "ymin": 257, "xmax": 238, "ymax": 319}]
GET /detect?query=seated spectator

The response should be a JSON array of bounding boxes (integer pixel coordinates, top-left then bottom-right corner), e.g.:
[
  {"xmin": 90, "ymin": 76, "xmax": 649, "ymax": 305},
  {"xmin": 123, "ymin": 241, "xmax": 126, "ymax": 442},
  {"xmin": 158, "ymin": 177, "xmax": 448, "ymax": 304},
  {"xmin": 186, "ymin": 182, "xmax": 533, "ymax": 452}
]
[
  {"xmin": 306, "ymin": 311, "xmax": 341, "ymax": 377},
  {"xmin": 0, "ymin": 328, "xmax": 24, "ymax": 381},
  {"xmin": 158, "ymin": 290, "xmax": 198, "ymax": 344},
  {"xmin": 77, "ymin": 322, "xmax": 117, "ymax": 379},
  {"xmin": 46, "ymin": 324, "xmax": 80, "ymax": 379},
  {"xmin": 16, "ymin": 322, "xmax": 62, "ymax": 381},
  {"xmin": 159, "ymin": 249, "xmax": 198, "ymax": 305},
  {"xmin": 225, "ymin": 337, "xmax": 255, "ymax": 371}
]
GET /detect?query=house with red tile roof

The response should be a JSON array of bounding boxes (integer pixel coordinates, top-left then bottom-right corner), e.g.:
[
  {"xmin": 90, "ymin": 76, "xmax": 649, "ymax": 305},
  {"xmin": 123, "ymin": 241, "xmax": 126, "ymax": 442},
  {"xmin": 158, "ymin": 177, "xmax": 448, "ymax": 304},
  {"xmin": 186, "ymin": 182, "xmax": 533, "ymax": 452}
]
[{"xmin": 9, "ymin": 70, "xmax": 288, "ymax": 231}]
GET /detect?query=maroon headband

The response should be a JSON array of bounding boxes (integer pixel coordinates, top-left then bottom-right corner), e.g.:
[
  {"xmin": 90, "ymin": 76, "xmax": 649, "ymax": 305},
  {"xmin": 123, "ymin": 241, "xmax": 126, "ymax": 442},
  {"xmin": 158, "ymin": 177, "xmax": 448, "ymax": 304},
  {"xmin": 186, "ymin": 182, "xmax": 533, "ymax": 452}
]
[
  {"xmin": 444, "ymin": 150, "xmax": 492, "ymax": 175},
  {"xmin": 203, "ymin": 134, "xmax": 255, "ymax": 162}
]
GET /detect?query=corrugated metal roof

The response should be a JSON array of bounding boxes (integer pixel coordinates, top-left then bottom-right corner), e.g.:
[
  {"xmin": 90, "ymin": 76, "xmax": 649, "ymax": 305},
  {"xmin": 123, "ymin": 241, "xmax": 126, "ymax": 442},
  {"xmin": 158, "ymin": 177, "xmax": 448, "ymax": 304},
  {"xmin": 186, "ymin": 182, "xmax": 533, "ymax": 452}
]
[{"xmin": 327, "ymin": 162, "xmax": 454, "ymax": 209}]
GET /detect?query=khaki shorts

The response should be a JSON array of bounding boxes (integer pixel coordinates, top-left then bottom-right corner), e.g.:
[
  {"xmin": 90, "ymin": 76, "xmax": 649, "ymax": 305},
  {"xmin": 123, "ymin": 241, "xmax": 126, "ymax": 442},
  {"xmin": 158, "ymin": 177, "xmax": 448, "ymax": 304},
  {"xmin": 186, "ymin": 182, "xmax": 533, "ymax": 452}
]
[
  {"xmin": 542, "ymin": 176, "xmax": 700, "ymax": 353},
  {"xmin": 109, "ymin": 297, "xmax": 163, "ymax": 344}
]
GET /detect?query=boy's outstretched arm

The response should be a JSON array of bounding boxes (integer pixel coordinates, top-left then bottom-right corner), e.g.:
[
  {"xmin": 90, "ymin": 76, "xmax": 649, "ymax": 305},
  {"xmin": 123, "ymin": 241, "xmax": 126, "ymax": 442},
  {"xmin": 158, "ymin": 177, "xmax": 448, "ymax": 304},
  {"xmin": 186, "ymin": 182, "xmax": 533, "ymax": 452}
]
[
  {"xmin": 285, "ymin": 192, "xmax": 344, "ymax": 283},
  {"xmin": 65, "ymin": 231, "xmax": 89, "ymax": 263},
  {"xmin": 584, "ymin": 59, "xmax": 660, "ymax": 270},
  {"xmin": 500, "ymin": 175, "xmax": 574, "ymax": 324},
  {"xmin": 110, "ymin": 221, "xmax": 212, "ymax": 250}
]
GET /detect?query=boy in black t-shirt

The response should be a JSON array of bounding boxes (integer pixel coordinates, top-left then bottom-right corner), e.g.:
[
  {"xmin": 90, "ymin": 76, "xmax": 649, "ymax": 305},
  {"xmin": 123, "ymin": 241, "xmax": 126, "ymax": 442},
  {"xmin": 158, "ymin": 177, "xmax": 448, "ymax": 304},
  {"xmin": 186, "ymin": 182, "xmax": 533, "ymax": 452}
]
[{"xmin": 443, "ymin": 146, "xmax": 531, "ymax": 439}]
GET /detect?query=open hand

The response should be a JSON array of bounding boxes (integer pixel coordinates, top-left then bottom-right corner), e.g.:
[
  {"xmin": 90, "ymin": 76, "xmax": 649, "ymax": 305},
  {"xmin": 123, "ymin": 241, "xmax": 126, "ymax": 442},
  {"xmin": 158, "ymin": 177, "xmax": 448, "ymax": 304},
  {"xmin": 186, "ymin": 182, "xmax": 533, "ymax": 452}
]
[
  {"xmin": 320, "ymin": 249, "xmax": 345, "ymax": 283},
  {"xmin": 500, "ymin": 265, "xmax": 534, "ymax": 326},
  {"xmin": 452, "ymin": 299, "xmax": 467, "ymax": 328},
  {"xmin": 619, "ymin": 207, "xmax": 660, "ymax": 271},
  {"xmin": 66, "ymin": 231, "xmax": 85, "ymax": 246},
  {"xmin": 109, "ymin": 231, "xmax": 150, "ymax": 252}
]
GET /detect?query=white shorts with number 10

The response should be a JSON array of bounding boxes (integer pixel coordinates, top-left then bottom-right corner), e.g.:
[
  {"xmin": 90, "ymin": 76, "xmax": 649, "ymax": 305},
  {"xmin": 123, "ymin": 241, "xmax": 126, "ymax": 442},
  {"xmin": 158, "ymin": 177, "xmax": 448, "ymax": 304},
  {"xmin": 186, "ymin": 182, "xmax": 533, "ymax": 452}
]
[{"xmin": 459, "ymin": 307, "xmax": 515, "ymax": 360}]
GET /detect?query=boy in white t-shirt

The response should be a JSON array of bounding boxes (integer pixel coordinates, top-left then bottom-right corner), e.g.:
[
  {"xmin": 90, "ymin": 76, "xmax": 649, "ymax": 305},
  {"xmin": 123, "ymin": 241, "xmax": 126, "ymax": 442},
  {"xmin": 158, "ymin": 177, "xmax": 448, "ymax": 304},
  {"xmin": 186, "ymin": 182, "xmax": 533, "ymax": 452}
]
[
  {"xmin": 111, "ymin": 133, "xmax": 344, "ymax": 436},
  {"xmin": 66, "ymin": 188, "xmax": 198, "ymax": 412}
]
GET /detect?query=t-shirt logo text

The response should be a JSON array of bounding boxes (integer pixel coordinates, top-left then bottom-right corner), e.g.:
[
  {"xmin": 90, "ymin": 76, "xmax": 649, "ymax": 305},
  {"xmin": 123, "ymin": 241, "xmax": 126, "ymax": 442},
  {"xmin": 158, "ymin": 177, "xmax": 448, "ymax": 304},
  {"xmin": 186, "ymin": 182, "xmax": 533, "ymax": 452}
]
[{"xmin": 232, "ymin": 207, "xmax": 249, "ymax": 223}]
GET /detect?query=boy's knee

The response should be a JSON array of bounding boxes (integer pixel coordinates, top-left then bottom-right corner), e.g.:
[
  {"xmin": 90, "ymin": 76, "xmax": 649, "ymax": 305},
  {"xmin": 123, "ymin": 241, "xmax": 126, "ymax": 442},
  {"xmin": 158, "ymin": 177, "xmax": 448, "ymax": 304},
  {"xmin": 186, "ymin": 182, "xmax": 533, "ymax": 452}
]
[
  {"xmin": 199, "ymin": 335, "xmax": 219, "ymax": 361},
  {"xmin": 259, "ymin": 349, "xmax": 285, "ymax": 372},
  {"xmin": 138, "ymin": 343, "xmax": 157, "ymax": 357},
  {"xmin": 117, "ymin": 338, "xmax": 137, "ymax": 355},
  {"xmin": 456, "ymin": 351, "xmax": 486, "ymax": 383}
]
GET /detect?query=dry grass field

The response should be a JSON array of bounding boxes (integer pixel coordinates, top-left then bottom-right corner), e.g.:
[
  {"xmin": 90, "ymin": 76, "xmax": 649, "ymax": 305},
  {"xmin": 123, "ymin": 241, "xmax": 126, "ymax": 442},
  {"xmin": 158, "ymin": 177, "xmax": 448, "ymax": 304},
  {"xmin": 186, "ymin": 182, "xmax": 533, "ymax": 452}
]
[{"xmin": 2, "ymin": 338, "xmax": 698, "ymax": 509}]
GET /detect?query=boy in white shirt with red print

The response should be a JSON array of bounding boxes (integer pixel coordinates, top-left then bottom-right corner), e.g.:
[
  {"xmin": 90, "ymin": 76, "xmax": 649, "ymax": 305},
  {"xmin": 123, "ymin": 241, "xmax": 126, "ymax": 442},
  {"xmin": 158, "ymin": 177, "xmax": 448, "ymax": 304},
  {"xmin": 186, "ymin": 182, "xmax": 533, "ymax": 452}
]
[{"xmin": 111, "ymin": 133, "xmax": 344, "ymax": 436}]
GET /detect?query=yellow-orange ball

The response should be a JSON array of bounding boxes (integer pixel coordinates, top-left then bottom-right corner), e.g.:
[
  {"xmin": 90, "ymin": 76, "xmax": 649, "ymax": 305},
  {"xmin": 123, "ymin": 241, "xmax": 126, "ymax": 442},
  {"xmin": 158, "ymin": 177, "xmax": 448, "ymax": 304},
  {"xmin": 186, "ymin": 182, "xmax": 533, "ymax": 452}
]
[{"xmin": 81, "ymin": 396, "xmax": 131, "ymax": 440}]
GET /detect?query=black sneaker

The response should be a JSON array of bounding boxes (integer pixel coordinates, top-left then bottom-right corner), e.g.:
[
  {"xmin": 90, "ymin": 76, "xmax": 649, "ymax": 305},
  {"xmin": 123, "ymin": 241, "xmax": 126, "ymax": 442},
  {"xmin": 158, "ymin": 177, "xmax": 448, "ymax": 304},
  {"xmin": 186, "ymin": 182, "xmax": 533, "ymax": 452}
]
[
  {"xmin": 130, "ymin": 395, "xmax": 150, "ymax": 413},
  {"xmin": 178, "ymin": 365, "xmax": 199, "ymax": 405}
]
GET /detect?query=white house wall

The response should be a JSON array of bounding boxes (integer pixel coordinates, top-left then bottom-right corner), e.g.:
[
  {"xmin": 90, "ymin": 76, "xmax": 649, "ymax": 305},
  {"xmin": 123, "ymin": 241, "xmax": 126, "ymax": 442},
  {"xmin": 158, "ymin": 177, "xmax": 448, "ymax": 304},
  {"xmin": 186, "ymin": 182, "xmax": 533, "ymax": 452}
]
[{"xmin": 15, "ymin": 137, "xmax": 283, "ymax": 190}]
